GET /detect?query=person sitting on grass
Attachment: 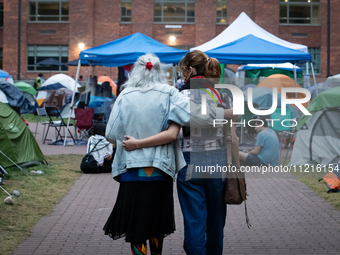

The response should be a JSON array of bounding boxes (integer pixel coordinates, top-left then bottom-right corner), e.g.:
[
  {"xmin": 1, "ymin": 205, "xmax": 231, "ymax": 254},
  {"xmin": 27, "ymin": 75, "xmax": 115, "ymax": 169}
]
[
  {"xmin": 87, "ymin": 122, "xmax": 116, "ymax": 173},
  {"xmin": 239, "ymin": 118, "xmax": 279, "ymax": 167}
]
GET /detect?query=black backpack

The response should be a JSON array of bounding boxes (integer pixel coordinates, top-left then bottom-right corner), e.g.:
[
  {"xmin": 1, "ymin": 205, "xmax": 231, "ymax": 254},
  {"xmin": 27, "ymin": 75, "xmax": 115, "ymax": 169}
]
[{"xmin": 80, "ymin": 139, "xmax": 102, "ymax": 173}]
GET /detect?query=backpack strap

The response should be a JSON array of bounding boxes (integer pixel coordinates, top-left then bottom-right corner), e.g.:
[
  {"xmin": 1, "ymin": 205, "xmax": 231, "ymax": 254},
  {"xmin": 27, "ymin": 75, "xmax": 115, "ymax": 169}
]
[{"xmin": 88, "ymin": 139, "xmax": 103, "ymax": 154}]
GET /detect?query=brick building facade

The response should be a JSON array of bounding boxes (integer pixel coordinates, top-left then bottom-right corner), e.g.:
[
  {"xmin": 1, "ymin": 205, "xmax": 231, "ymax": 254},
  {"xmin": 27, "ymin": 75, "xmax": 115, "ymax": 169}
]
[{"xmin": 0, "ymin": 0, "xmax": 337, "ymax": 80}]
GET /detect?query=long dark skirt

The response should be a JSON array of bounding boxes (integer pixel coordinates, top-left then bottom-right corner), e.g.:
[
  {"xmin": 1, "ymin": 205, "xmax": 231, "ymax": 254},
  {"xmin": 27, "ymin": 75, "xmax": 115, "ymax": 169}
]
[{"xmin": 103, "ymin": 181, "xmax": 175, "ymax": 242}]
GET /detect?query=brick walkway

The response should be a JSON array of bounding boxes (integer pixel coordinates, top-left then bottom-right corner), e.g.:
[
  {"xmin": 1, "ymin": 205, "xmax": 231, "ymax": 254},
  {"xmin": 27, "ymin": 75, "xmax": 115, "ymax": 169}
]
[{"xmin": 14, "ymin": 172, "xmax": 340, "ymax": 255}]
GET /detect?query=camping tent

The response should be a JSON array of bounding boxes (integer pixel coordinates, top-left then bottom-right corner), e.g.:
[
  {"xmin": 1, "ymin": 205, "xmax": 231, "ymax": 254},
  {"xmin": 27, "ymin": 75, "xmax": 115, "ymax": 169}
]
[
  {"xmin": 323, "ymin": 74, "xmax": 340, "ymax": 89},
  {"xmin": 0, "ymin": 90, "xmax": 8, "ymax": 104},
  {"xmin": 79, "ymin": 32, "xmax": 188, "ymax": 66},
  {"xmin": 257, "ymin": 74, "xmax": 308, "ymax": 108},
  {"xmin": 14, "ymin": 82, "xmax": 39, "ymax": 111},
  {"xmin": 192, "ymin": 12, "xmax": 307, "ymax": 52},
  {"xmin": 0, "ymin": 70, "xmax": 14, "ymax": 84},
  {"xmin": 42, "ymin": 88, "xmax": 74, "ymax": 110},
  {"xmin": 36, "ymin": 74, "xmax": 81, "ymax": 106},
  {"xmin": 98, "ymin": 76, "xmax": 117, "ymax": 96},
  {"xmin": 14, "ymin": 82, "xmax": 37, "ymax": 97},
  {"xmin": 238, "ymin": 63, "xmax": 303, "ymax": 86},
  {"xmin": 40, "ymin": 74, "xmax": 81, "ymax": 91},
  {"xmin": 0, "ymin": 82, "xmax": 37, "ymax": 114},
  {"xmin": 289, "ymin": 87, "xmax": 340, "ymax": 166},
  {"xmin": 242, "ymin": 86, "xmax": 293, "ymax": 131},
  {"xmin": 0, "ymin": 102, "xmax": 45, "ymax": 168},
  {"xmin": 244, "ymin": 87, "xmax": 284, "ymax": 108},
  {"xmin": 204, "ymin": 35, "xmax": 311, "ymax": 65}
]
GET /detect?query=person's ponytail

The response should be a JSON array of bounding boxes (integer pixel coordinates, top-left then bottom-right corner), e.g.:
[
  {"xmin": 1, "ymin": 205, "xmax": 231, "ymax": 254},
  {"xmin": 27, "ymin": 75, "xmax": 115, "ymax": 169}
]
[{"xmin": 205, "ymin": 57, "xmax": 222, "ymax": 79}]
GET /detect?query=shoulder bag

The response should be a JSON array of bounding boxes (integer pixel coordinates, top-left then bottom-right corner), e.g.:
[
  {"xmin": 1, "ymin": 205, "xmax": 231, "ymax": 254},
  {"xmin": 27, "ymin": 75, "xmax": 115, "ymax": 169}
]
[{"xmin": 80, "ymin": 139, "xmax": 103, "ymax": 173}]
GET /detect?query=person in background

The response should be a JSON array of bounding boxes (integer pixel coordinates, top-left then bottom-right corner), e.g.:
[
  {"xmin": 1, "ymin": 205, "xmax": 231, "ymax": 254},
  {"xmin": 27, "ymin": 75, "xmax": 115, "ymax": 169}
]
[
  {"xmin": 87, "ymin": 122, "xmax": 115, "ymax": 173},
  {"xmin": 239, "ymin": 118, "xmax": 279, "ymax": 166},
  {"xmin": 34, "ymin": 73, "xmax": 44, "ymax": 90}
]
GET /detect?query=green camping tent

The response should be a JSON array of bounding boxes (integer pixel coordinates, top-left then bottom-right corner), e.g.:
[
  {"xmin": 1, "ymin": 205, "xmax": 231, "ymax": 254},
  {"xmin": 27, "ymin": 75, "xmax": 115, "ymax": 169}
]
[
  {"xmin": 289, "ymin": 87, "xmax": 340, "ymax": 166},
  {"xmin": 14, "ymin": 81, "xmax": 37, "ymax": 97},
  {"xmin": 0, "ymin": 102, "xmax": 45, "ymax": 168},
  {"xmin": 297, "ymin": 86, "xmax": 340, "ymax": 130}
]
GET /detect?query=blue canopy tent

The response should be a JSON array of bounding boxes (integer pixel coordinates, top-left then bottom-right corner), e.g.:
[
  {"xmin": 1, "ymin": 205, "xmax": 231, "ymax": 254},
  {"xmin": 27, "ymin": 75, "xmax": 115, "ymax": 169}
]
[
  {"xmin": 64, "ymin": 32, "xmax": 188, "ymax": 146},
  {"xmin": 205, "ymin": 35, "xmax": 311, "ymax": 64},
  {"xmin": 203, "ymin": 35, "xmax": 312, "ymax": 142},
  {"xmin": 79, "ymin": 32, "xmax": 188, "ymax": 66}
]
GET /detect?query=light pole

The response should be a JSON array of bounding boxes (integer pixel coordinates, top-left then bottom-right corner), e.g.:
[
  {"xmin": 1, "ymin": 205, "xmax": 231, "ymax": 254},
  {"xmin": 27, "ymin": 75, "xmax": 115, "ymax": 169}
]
[
  {"xmin": 327, "ymin": 0, "xmax": 330, "ymax": 77},
  {"xmin": 17, "ymin": 0, "xmax": 21, "ymax": 80}
]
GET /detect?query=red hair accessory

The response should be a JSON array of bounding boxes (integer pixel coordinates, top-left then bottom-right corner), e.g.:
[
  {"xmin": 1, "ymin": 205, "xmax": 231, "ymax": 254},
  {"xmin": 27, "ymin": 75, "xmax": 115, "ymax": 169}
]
[{"xmin": 146, "ymin": 62, "xmax": 153, "ymax": 70}]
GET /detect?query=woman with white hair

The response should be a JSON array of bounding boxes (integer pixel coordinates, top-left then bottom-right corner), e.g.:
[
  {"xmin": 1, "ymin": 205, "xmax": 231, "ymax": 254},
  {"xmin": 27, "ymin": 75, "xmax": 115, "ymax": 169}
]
[{"xmin": 103, "ymin": 53, "xmax": 229, "ymax": 255}]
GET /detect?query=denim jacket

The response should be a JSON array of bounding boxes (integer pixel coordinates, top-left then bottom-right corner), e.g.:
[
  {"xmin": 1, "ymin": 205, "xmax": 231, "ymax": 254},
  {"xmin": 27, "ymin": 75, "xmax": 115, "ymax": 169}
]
[{"xmin": 105, "ymin": 83, "xmax": 224, "ymax": 179}]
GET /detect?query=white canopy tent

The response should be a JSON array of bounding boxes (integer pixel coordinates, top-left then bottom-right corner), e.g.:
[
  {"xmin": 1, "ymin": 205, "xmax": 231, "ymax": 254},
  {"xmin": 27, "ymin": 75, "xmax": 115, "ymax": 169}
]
[
  {"xmin": 191, "ymin": 12, "xmax": 307, "ymax": 53},
  {"xmin": 192, "ymin": 12, "xmax": 316, "ymax": 144},
  {"xmin": 238, "ymin": 63, "xmax": 302, "ymax": 72},
  {"xmin": 191, "ymin": 12, "xmax": 317, "ymax": 94}
]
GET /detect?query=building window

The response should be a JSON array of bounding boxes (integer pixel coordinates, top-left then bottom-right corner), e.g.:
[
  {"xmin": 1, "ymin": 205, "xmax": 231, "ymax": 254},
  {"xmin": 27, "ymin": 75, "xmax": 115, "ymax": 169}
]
[
  {"xmin": 217, "ymin": 0, "xmax": 228, "ymax": 24},
  {"xmin": 0, "ymin": 3, "xmax": 3, "ymax": 28},
  {"xmin": 309, "ymin": 47, "xmax": 320, "ymax": 74},
  {"xmin": 27, "ymin": 45, "xmax": 68, "ymax": 72},
  {"xmin": 301, "ymin": 48, "xmax": 320, "ymax": 74},
  {"xmin": 28, "ymin": 0, "xmax": 69, "ymax": 22},
  {"xmin": 280, "ymin": 0, "xmax": 320, "ymax": 25},
  {"xmin": 121, "ymin": 0, "xmax": 132, "ymax": 23},
  {"xmin": 154, "ymin": 0, "xmax": 195, "ymax": 24}
]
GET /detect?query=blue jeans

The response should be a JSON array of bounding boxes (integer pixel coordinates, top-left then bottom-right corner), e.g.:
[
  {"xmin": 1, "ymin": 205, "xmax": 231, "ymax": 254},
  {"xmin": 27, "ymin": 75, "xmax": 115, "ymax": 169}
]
[
  {"xmin": 177, "ymin": 150, "xmax": 227, "ymax": 255},
  {"xmin": 245, "ymin": 154, "xmax": 265, "ymax": 166}
]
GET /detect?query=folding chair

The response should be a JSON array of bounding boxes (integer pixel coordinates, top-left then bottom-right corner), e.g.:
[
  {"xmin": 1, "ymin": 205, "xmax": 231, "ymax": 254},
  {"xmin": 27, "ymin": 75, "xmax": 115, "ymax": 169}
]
[
  {"xmin": 74, "ymin": 108, "xmax": 95, "ymax": 142},
  {"xmin": 43, "ymin": 107, "xmax": 75, "ymax": 145},
  {"xmin": 34, "ymin": 107, "xmax": 49, "ymax": 141}
]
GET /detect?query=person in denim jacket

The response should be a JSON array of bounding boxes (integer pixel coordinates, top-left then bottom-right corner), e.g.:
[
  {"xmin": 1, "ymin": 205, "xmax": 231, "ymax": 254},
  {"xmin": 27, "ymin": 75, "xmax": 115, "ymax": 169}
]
[
  {"xmin": 103, "ymin": 53, "xmax": 231, "ymax": 255},
  {"xmin": 123, "ymin": 51, "xmax": 233, "ymax": 255}
]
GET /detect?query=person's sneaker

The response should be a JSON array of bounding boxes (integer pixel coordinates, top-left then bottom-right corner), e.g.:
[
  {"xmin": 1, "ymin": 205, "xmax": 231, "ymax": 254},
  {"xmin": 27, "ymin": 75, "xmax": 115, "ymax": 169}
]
[{"xmin": 0, "ymin": 177, "xmax": 4, "ymax": 186}]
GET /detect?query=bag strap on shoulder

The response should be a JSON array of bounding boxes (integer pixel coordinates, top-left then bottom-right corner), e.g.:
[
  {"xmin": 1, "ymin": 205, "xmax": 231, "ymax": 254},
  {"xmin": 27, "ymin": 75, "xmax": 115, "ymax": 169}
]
[{"xmin": 88, "ymin": 139, "xmax": 103, "ymax": 154}]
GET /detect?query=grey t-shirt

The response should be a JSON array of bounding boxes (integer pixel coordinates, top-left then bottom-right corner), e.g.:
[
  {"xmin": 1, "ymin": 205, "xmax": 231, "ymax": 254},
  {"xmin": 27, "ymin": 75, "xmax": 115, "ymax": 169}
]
[{"xmin": 256, "ymin": 129, "xmax": 280, "ymax": 166}]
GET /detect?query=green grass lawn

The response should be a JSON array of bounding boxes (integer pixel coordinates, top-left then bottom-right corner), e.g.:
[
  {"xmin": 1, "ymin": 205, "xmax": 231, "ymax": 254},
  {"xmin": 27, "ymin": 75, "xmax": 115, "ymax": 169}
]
[
  {"xmin": 21, "ymin": 113, "xmax": 75, "ymax": 125},
  {"xmin": 281, "ymin": 158, "xmax": 340, "ymax": 210},
  {"xmin": 294, "ymin": 176, "xmax": 340, "ymax": 209},
  {"xmin": 0, "ymin": 155, "xmax": 82, "ymax": 255},
  {"xmin": 291, "ymin": 169, "xmax": 340, "ymax": 210},
  {"xmin": 21, "ymin": 113, "xmax": 39, "ymax": 123}
]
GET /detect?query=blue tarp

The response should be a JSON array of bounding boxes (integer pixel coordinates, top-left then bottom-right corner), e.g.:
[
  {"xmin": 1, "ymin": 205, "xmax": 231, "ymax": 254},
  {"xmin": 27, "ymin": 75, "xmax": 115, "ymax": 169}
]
[
  {"xmin": 76, "ymin": 96, "xmax": 113, "ymax": 108},
  {"xmin": 79, "ymin": 33, "xmax": 188, "ymax": 66},
  {"xmin": 0, "ymin": 82, "xmax": 37, "ymax": 114},
  {"xmin": 88, "ymin": 96, "xmax": 113, "ymax": 108},
  {"xmin": 205, "ymin": 35, "xmax": 312, "ymax": 65}
]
